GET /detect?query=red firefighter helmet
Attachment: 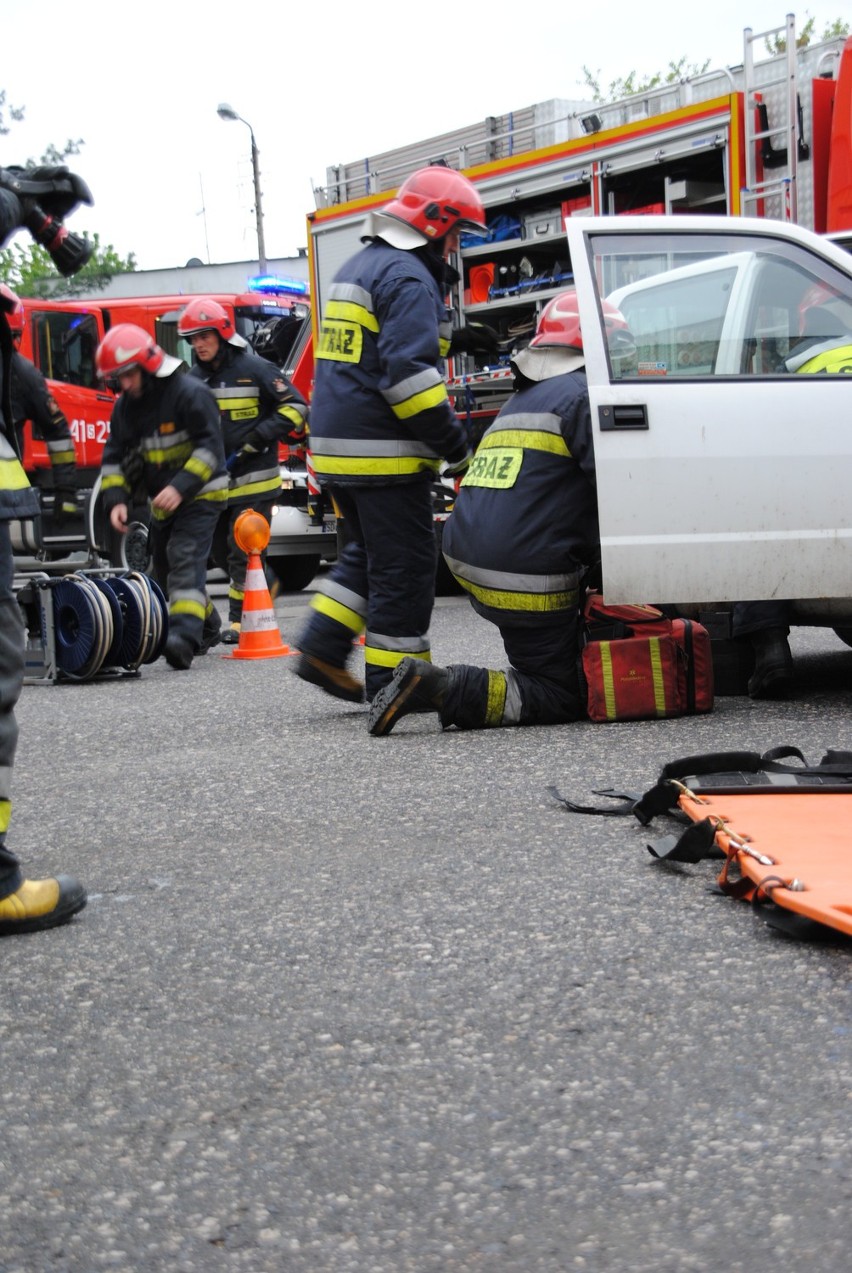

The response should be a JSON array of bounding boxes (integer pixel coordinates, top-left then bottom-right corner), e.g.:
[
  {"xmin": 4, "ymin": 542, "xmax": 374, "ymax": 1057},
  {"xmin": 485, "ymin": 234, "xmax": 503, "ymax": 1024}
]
[
  {"xmin": 177, "ymin": 297, "xmax": 238, "ymax": 342},
  {"xmin": 382, "ymin": 167, "xmax": 487, "ymax": 242},
  {"xmin": 96, "ymin": 323, "xmax": 167, "ymax": 379},
  {"xmin": 529, "ymin": 290, "xmax": 629, "ymax": 352},
  {"xmin": 0, "ymin": 283, "xmax": 25, "ymax": 337},
  {"xmin": 512, "ymin": 289, "xmax": 635, "ymax": 381}
]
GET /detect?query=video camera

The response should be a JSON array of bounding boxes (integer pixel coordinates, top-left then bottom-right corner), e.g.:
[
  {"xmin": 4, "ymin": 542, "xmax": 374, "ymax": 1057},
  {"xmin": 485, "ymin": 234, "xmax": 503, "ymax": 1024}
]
[{"xmin": 0, "ymin": 164, "xmax": 94, "ymax": 276}]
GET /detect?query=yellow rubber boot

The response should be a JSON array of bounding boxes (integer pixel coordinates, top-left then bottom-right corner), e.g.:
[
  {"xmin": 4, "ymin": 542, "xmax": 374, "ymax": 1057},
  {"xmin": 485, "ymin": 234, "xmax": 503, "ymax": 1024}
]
[{"xmin": 0, "ymin": 875, "xmax": 87, "ymax": 936}]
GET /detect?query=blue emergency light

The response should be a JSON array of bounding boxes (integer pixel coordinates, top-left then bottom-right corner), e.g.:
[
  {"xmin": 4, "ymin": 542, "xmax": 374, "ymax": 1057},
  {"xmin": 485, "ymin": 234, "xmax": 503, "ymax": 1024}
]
[{"xmin": 248, "ymin": 274, "xmax": 309, "ymax": 297}]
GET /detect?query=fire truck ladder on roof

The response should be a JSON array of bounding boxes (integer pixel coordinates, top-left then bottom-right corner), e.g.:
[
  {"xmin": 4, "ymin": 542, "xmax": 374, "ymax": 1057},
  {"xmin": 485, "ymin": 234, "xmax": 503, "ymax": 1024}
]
[{"xmin": 741, "ymin": 13, "xmax": 800, "ymax": 222}]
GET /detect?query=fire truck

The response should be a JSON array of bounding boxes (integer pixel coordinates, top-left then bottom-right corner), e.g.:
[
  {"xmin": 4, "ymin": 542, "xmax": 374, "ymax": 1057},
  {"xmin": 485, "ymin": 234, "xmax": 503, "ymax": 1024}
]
[
  {"xmin": 303, "ymin": 15, "xmax": 852, "ymax": 643},
  {"xmin": 306, "ymin": 17, "xmax": 852, "ymax": 430},
  {"xmin": 14, "ymin": 282, "xmax": 335, "ymax": 592}
]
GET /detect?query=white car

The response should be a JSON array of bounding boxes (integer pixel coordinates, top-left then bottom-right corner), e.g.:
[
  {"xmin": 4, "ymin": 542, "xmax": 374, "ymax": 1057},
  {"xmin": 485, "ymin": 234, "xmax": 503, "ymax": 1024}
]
[{"xmin": 562, "ymin": 214, "xmax": 852, "ymax": 637}]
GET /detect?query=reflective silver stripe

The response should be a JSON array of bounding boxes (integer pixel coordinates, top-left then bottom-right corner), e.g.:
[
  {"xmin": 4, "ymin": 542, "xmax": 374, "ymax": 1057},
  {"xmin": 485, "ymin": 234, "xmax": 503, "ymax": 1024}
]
[
  {"xmin": 438, "ymin": 319, "xmax": 453, "ymax": 343},
  {"xmin": 365, "ymin": 630, "xmax": 431, "ymax": 654},
  {"xmin": 329, "ymin": 281, "xmax": 375, "ymax": 313},
  {"xmin": 309, "ymin": 436, "xmax": 439, "ymax": 459},
  {"xmin": 144, "ymin": 429, "xmax": 192, "ymax": 459},
  {"xmin": 46, "ymin": 438, "xmax": 73, "ymax": 456},
  {"xmin": 232, "ymin": 462, "xmax": 280, "ymax": 484},
  {"xmin": 192, "ymin": 447, "xmax": 222, "ymax": 473},
  {"xmin": 198, "ymin": 475, "xmax": 229, "ymax": 496},
  {"xmin": 314, "ymin": 578, "xmax": 368, "ymax": 615},
  {"xmin": 210, "ymin": 384, "xmax": 260, "ymax": 401},
  {"xmin": 484, "ymin": 411, "xmax": 564, "ymax": 437},
  {"xmin": 383, "ymin": 367, "xmax": 445, "ymax": 406},
  {"xmin": 442, "ymin": 553, "xmax": 581, "ymax": 594},
  {"xmin": 503, "ymin": 670, "xmax": 523, "ymax": 724},
  {"xmin": 101, "ymin": 463, "xmax": 124, "ymax": 480}
]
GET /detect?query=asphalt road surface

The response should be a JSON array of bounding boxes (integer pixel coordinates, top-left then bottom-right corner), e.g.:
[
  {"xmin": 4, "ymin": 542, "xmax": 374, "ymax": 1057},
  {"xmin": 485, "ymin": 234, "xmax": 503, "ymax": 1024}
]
[{"xmin": 3, "ymin": 586, "xmax": 852, "ymax": 1272}]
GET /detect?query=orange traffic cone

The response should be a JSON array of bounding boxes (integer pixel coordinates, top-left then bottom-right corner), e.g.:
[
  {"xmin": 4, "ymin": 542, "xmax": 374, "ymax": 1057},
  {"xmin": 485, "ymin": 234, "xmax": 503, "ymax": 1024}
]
[{"xmin": 224, "ymin": 510, "xmax": 293, "ymax": 661}]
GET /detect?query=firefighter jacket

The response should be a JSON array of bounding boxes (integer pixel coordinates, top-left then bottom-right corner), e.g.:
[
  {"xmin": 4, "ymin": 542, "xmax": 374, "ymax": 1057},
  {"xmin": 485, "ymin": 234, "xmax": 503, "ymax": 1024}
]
[
  {"xmin": 0, "ymin": 194, "xmax": 39, "ymax": 522},
  {"xmin": 100, "ymin": 368, "xmax": 227, "ymax": 523},
  {"xmin": 1, "ymin": 328, "xmax": 40, "ymax": 524},
  {"xmin": 10, "ymin": 351, "xmax": 77, "ymax": 490},
  {"xmin": 189, "ymin": 345, "xmax": 308, "ymax": 508},
  {"xmin": 308, "ymin": 239, "xmax": 469, "ymax": 485},
  {"xmin": 442, "ymin": 370, "xmax": 599, "ymax": 626}
]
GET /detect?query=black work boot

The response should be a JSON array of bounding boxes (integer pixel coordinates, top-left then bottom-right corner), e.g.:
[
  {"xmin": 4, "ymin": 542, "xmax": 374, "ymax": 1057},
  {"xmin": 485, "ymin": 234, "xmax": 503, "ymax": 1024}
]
[
  {"xmin": 748, "ymin": 627, "xmax": 794, "ymax": 699},
  {"xmin": 198, "ymin": 608, "xmax": 222, "ymax": 654},
  {"xmin": 295, "ymin": 653, "xmax": 365, "ymax": 703},
  {"xmin": 164, "ymin": 634, "xmax": 194, "ymax": 670},
  {"xmin": 368, "ymin": 657, "xmax": 449, "ymax": 736}
]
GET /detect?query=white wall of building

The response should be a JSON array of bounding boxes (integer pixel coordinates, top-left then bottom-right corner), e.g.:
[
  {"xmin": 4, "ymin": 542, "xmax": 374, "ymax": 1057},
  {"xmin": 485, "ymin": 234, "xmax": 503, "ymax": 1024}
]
[{"xmin": 74, "ymin": 253, "xmax": 309, "ymax": 299}]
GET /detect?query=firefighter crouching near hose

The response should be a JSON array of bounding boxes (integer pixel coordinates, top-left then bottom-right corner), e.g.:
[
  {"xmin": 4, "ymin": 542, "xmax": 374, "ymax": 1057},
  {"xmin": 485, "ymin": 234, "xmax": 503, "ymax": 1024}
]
[
  {"xmin": 1, "ymin": 283, "xmax": 78, "ymax": 527},
  {"xmin": 96, "ymin": 324, "xmax": 228, "ymax": 670},
  {"xmin": 0, "ymin": 163, "xmax": 89, "ymax": 934},
  {"xmin": 294, "ymin": 165, "xmax": 499, "ymax": 709},
  {"xmin": 177, "ymin": 298, "xmax": 308, "ymax": 643},
  {"xmin": 369, "ymin": 290, "xmax": 635, "ymax": 736}
]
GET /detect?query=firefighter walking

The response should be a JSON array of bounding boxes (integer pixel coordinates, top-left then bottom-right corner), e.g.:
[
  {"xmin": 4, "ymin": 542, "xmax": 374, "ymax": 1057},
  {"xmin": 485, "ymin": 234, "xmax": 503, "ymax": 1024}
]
[
  {"xmin": 177, "ymin": 298, "xmax": 308, "ymax": 643},
  {"xmin": 294, "ymin": 166, "xmax": 486, "ymax": 709},
  {"xmin": 1, "ymin": 283, "xmax": 78, "ymax": 526},
  {"xmin": 96, "ymin": 324, "xmax": 228, "ymax": 670},
  {"xmin": 369, "ymin": 291, "xmax": 632, "ymax": 735}
]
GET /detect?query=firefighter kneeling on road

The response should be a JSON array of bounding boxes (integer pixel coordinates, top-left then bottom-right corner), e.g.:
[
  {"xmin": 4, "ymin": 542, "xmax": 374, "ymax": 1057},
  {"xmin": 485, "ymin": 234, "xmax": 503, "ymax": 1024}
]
[
  {"xmin": 177, "ymin": 298, "xmax": 308, "ymax": 643},
  {"xmin": 1, "ymin": 284, "xmax": 78, "ymax": 526},
  {"xmin": 369, "ymin": 290, "xmax": 634, "ymax": 736},
  {"xmin": 96, "ymin": 324, "xmax": 228, "ymax": 670}
]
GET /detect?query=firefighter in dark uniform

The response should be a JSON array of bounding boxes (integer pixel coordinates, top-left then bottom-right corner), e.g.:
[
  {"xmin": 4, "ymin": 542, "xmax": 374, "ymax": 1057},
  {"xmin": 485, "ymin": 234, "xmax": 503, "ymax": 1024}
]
[
  {"xmin": 294, "ymin": 166, "xmax": 488, "ymax": 709},
  {"xmin": 177, "ymin": 297, "xmax": 308, "ymax": 643},
  {"xmin": 0, "ymin": 165, "xmax": 88, "ymax": 934},
  {"xmin": 369, "ymin": 290, "xmax": 634, "ymax": 735},
  {"xmin": 96, "ymin": 323, "xmax": 228, "ymax": 670},
  {"xmin": 1, "ymin": 284, "xmax": 78, "ymax": 525}
]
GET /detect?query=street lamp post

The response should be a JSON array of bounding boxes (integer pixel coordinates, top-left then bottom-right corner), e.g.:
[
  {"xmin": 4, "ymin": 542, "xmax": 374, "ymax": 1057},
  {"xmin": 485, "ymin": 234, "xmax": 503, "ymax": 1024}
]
[{"xmin": 217, "ymin": 102, "xmax": 267, "ymax": 273}]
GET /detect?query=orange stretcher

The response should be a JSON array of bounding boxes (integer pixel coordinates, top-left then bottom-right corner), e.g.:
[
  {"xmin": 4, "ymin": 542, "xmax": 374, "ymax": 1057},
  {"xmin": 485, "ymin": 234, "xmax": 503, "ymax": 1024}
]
[{"xmin": 678, "ymin": 790, "xmax": 852, "ymax": 937}]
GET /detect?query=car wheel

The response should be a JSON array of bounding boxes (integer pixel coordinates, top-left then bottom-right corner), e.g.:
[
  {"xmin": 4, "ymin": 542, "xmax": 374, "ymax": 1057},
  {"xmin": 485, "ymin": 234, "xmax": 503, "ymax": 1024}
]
[{"xmin": 267, "ymin": 554, "xmax": 321, "ymax": 592}]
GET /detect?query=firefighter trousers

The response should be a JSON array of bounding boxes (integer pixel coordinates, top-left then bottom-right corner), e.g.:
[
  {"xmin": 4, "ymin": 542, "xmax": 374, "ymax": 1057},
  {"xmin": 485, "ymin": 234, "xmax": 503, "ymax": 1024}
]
[
  {"xmin": 0, "ymin": 524, "xmax": 25, "ymax": 897},
  {"xmin": 440, "ymin": 615, "xmax": 583, "ymax": 730},
  {"xmin": 149, "ymin": 499, "xmax": 220, "ymax": 651},
  {"xmin": 211, "ymin": 499, "xmax": 273, "ymax": 625},
  {"xmin": 297, "ymin": 477, "xmax": 436, "ymax": 700}
]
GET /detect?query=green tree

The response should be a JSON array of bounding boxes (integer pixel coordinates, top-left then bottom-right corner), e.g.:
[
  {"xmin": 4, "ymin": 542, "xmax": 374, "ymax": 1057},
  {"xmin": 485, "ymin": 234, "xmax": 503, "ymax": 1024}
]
[
  {"xmin": 581, "ymin": 57, "xmax": 711, "ymax": 104},
  {"xmin": 766, "ymin": 14, "xmax": 850, "ymax": 53},
  {"xmin": 0, "ymin": 235, "xmax": 137, "ymax": 298},
  {"xmin": 2, "ymin": 89, "xmax": 134, "ymax": 290}
]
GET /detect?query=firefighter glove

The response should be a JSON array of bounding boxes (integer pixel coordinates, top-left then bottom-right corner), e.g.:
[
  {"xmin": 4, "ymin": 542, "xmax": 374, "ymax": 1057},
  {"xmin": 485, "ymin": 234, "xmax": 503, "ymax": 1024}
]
[
  {"xmin": 443, "ymin": 450, "xmax": 472, "ymax": 479},
  {"xmin": 449, "ymin": 321, "xmax": 501, "ymax": 358},
  {"xmin": 20, "ymin": 199, "xmax": 93, "ymax": 276},
  {"xmin": 240, "ymin": 433, "xmax": 262, "ymax": 454}
]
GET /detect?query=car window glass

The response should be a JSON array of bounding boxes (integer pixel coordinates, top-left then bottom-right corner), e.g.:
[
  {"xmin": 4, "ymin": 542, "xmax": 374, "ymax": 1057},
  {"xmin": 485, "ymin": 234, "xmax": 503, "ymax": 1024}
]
[
  {"xmin": 587, "ymin": 231, "xmax": 852, "ymax": 381},
  {"xmin": 31, "ymin": 310, "xmax": 100, "ymax": 390}
]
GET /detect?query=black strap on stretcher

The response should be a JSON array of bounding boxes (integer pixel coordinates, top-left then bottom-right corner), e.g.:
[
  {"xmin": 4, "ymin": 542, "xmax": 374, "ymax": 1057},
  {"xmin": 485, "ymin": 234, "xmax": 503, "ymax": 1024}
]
[{"xmin": 548, "ymin": 745, "xmax": 852, "ymax": 860}]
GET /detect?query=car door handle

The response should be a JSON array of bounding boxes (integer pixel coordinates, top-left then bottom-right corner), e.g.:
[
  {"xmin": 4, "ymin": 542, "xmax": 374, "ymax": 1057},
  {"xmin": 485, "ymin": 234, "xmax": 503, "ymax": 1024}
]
[{"xmin": 598, "ymin": 404, "xmax": 649, "ymax": 431}]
